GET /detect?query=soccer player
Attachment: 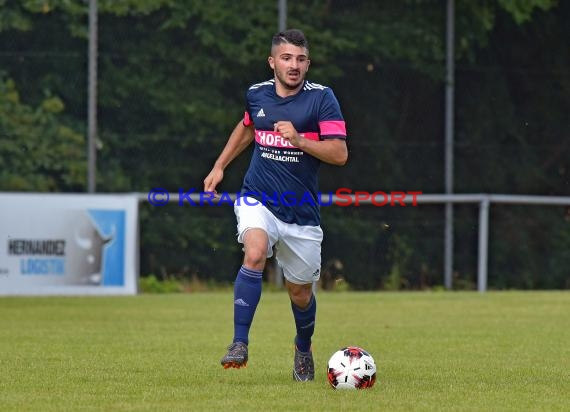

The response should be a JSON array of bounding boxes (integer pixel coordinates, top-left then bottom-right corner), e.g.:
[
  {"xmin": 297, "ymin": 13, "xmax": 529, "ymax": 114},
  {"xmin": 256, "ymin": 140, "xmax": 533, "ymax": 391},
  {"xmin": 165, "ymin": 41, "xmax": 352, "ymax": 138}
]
[{"xmin": 203, "ymin": 29, "xmax": 348, "ymax": 381}]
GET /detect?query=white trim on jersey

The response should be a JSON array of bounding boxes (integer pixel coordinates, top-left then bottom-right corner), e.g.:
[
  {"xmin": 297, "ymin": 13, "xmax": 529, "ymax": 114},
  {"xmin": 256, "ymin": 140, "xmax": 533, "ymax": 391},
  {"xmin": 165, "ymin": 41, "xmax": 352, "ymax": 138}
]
[
  {"xmin": 249, "ymin": 79, "xmax": 275, "ymax": 90},
  {"xmin": 303, "ymin": 81, "xmax": 328, "ymax": 91}
]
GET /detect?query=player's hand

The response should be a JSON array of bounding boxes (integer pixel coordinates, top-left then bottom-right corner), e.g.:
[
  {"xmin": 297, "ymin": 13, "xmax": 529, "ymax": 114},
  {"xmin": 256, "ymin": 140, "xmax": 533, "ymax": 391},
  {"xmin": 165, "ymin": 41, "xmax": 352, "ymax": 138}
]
[
  {"xmin": 274, "ymin": 121, "xmax": 302, "ymax": 147},
  {"xmin": 203, "ymin": 167, "xmax": 223, "ymax": 197}
]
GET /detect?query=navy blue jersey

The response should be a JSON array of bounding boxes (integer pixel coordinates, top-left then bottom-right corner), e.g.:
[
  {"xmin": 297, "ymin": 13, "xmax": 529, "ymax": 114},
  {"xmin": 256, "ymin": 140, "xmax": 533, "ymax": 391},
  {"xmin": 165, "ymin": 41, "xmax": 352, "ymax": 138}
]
[{"xmin": 240, "ymin": 79, "xmax": 346, "ymax": 226}]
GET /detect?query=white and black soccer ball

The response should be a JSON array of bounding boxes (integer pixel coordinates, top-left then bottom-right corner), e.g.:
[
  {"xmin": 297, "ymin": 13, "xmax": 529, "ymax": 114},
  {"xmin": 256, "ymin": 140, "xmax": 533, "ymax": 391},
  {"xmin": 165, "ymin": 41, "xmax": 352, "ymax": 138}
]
[{"xmin": 327, "ymin": 346, "xmax": 377, "ymax": 390}]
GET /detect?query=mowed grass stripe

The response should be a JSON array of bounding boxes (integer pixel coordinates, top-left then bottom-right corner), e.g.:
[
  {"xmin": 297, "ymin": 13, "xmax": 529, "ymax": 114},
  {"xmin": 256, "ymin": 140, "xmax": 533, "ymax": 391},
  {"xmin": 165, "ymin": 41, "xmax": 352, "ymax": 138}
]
[{"xmin": 0, "ymin": 292, "xmax": 568, "ymax": 411}]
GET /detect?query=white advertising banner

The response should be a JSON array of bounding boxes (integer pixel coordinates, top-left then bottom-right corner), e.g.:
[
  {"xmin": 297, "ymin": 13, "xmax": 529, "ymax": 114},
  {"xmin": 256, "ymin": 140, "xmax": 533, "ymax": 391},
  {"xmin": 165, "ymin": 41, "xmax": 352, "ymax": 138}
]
[{"xmin": 0, "ymin": 193, "xmax": 139, "ymax": 295}]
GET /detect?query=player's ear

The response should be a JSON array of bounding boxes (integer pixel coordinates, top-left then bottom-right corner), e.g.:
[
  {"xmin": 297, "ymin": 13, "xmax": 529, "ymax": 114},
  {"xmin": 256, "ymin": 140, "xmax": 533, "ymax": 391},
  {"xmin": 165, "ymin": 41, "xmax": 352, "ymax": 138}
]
[
  {"xmin": 306, "ymin": 59, "xmax": 311, "ymax": 72},
  {"xmin": 268, "ymin": 56, "xmax": 275, "ymax": 70}
]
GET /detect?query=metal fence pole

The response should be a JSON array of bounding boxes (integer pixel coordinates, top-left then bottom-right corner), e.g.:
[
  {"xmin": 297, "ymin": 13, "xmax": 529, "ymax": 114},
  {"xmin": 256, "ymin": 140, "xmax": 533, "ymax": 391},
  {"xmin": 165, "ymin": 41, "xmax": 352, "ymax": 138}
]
[
  {"xmin": 87, "ymin": 0, "xmax": 98, "ymax": 193},
  {"xmin": 278, "ymin": 0, "xmax": 287, "ymax": 31},
  {"xmin": 477, "ymin": 197, "xmax": 490, "ymax": 292},
  {"xmin": 444, "ymin": 0, "xmax": 455, "ymax": 289}
]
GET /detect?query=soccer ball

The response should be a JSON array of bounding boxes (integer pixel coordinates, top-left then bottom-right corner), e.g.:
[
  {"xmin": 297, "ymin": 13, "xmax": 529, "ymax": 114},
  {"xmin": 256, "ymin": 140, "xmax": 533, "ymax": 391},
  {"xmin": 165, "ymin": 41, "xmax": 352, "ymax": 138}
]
[{"xmin": 327, "ymin": 346, "xmax": 377, "ymax": 390}]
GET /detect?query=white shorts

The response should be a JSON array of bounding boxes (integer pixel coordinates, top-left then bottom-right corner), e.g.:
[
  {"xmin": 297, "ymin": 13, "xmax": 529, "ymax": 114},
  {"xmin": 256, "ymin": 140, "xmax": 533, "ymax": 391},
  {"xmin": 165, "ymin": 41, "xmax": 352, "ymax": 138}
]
[{"xmin": 234, "ymin": 197, "xmax": 323, "ymax": 285}]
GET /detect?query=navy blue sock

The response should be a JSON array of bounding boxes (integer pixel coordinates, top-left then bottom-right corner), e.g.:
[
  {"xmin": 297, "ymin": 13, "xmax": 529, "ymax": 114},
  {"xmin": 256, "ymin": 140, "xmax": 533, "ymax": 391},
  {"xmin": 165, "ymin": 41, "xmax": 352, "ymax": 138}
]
[
  {"xmin": 291, "ymin": 294, "xmax": 316, "ymax": 352},
  {"xmin": 233, "ymin": 265, "xmax": 263, "ymax": 345}
]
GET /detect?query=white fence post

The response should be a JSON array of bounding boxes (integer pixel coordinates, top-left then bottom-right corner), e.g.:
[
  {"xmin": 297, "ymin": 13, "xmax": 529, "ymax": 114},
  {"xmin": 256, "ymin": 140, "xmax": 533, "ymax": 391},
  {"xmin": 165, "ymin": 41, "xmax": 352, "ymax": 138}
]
[{"xmin": 477, "ymin": 197, "xmax": 490, "ymax": 292}]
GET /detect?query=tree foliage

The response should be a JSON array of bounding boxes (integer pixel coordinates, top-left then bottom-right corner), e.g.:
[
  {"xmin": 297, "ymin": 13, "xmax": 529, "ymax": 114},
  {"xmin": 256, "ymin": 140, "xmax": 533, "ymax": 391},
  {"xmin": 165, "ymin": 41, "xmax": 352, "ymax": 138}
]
[{"xmin": 0, "ymin": 74, "xmax": 85, "ymax": 190}]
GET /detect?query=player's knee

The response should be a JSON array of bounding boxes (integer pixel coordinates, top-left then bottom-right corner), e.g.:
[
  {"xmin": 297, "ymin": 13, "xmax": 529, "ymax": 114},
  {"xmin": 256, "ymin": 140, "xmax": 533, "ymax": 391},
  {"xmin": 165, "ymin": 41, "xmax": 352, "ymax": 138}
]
[
  {"xmin": 242, "ymin": 229, "xmax": 269, "ymax": 270},
  {"xmin": 243, "ymin": 248, "xmax": 266, "ymax": 271},
  {"xmin": 289, "ymin": 286, "xmax": 313, "ymax": 309}
]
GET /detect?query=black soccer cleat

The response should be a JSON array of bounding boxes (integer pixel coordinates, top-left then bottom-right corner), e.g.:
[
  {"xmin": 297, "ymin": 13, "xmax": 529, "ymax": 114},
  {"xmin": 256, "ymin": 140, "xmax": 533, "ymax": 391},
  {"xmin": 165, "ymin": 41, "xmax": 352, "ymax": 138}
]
[
  {"xmin": 221, "ymin": 342, "xmax": 248, "ymax": 369},
  {"xmin": 293, "ymin": 344, "xmax": 314, "ymax": 381}
]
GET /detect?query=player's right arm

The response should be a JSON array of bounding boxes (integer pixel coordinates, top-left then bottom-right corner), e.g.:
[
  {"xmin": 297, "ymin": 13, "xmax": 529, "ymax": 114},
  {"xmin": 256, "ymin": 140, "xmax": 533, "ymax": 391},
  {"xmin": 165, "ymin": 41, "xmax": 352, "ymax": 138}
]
[{"xmin": 203, "ymin": 120, "xmax": 254, "ymax": 193}]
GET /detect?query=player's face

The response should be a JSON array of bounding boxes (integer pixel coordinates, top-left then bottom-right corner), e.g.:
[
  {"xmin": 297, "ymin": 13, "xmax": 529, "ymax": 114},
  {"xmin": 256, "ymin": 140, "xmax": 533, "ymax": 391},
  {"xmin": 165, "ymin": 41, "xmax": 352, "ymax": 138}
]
[{"xmin": 268, "ymin": 43, "xmax": 310, "ymax": 94}]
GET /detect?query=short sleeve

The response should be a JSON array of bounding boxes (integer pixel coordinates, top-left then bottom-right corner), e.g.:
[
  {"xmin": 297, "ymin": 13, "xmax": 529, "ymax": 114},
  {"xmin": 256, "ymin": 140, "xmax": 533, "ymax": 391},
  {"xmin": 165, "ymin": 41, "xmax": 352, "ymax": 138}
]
[{"xmin": 319, "ymin": 88, "xmax": 346, "ymax": 139}]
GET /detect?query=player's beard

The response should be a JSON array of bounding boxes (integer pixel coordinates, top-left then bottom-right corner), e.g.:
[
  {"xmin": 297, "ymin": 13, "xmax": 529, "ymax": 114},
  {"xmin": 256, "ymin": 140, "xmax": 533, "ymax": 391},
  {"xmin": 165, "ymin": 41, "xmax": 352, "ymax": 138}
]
[{"xmin": 275, "ymin": 68, "xmax": 305, "ymax": 91}]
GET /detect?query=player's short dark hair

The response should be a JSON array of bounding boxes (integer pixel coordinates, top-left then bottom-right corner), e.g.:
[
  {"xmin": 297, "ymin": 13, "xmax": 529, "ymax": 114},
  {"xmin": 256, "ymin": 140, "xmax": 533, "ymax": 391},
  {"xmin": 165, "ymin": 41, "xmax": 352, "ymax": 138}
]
[{"xmin": 271, "ymin": 29, "xmax": 309, "ymax": 53}]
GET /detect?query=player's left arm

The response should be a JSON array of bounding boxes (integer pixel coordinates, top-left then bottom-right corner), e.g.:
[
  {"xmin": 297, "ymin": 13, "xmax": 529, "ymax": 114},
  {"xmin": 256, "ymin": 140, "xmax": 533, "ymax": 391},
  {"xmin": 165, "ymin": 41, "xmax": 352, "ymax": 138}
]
[
  {"xmin": 301, "ymin": 137, "xmax": 348, "ymax": 166},
  {"xmin": 274, "ymin": 122, "xmax": 347, "ymax": 166},
  {"xmin": 273, "ymin": 88, "xmax": 348, "ymax": 166}
]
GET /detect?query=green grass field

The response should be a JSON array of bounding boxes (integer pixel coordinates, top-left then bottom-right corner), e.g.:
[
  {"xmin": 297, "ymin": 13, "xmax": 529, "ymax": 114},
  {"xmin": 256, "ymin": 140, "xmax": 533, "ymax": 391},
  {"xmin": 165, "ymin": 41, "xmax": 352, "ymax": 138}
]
[{"xmin": 0, "ymin": 291, "xmax": 568, "ymax": 411}]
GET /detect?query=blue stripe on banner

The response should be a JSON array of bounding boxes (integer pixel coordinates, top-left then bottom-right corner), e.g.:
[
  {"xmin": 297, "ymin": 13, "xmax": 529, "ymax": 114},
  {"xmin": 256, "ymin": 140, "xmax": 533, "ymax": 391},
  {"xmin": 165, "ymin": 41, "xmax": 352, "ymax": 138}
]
[{"xmin": 88, "ymin": 210, "xmax": 126, "ymax": 286}]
